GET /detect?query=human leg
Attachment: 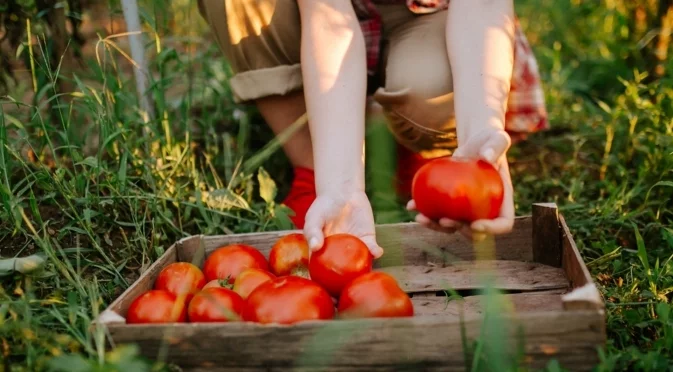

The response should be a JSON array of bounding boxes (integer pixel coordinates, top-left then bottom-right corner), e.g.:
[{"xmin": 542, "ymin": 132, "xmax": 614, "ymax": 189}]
[{"xmin": 198, "ymin": 0, "xmax": 315, "ymax": 227}]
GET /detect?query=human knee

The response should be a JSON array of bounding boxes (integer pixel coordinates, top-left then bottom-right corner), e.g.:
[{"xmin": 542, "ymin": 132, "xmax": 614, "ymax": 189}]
[
  {"xmin": 374, "ymin": 67, "xmax": 457, "ymax": 158},
  {"xmin": 374, "ymin": 11, "xmax": 457, "ymax": 157}
]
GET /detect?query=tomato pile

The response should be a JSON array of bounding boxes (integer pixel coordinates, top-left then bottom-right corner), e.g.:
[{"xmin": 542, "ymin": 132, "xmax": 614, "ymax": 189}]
[{"xmin": 126, "ymin": 233, "xmax": 414, "ymax": 325}]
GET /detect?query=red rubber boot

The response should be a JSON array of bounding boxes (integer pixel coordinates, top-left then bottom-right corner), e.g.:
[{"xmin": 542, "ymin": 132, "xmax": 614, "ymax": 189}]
[{"xmin": 281, "ymin": 167, "xmax": 317, "ymax": 229}]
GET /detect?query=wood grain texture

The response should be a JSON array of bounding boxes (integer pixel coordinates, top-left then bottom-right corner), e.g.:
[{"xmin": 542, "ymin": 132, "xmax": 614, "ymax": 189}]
[
  {"xmin": 106, "ymin": 310, "xmax": 604, "ymax": 371},
  {"xmin": 412, "ymin": 291, "xmax": 565, "ymax": 318},
  {"xmin": 175, "ymin": 219, "xmax": 534, "ymax": 268},
  {"xmin": 376, "ymin": 261, "xmax": 568, "ymax": 294},
  {"xmin": 532, "ymin": 203, "xmax": 562, "ymax": 267},
  {"xmin": 559, "ymin": 216, "xmax": 605, "ymax": 311}
]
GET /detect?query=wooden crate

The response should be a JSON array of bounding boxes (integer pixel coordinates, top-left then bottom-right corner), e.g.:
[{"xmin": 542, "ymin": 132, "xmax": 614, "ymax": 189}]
[{"xmin": 95, "ymin": 203, "xmax": 605, "ymax": 371}]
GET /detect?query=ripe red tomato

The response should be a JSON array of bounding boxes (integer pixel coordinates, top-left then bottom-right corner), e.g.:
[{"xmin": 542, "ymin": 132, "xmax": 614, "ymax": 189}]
[
  {"xmin": 187, "ymin": 287, "xmax": 245, "ymax": 322},
  {"xmin": 232, "ymin": 268, "xmax": 275, "ymax": 299},
  {"xmin": 203, "ymin": 244, "xmax": 269, "ymax": 283},
  {"xmin": 337, "ymin": 272, "xmax": 413, "ymax": 319},
  {"xmin": 244, "ymin": 276, "xmax": 335, "ymax": 324},
  {"xmin": 411, "ymin": 157, "xmax": 504, "ymax": 222},
  {"xmin": 126, "ymin": 290, "xmax": 188, "ymax": 324},
  {"xmin": 308, "ymin": 234, "xmax": 373, "ymax": 297},
  {"xmin": 269, "ymin": 233, "xmax": 309, "ymax": 277},
  {"xmin": 154, "ymin": 262, "xmax": 206, "ymax": 302}
]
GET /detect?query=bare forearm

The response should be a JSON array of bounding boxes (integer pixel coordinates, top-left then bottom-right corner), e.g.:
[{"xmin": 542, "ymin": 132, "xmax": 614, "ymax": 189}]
[
  {"xmin": 298, "ymin": 0, "xmax": 368, "ymax": 196},
  {"xmin": 446, "ymin": 0, "xmax": 515, "ymax": 144}
]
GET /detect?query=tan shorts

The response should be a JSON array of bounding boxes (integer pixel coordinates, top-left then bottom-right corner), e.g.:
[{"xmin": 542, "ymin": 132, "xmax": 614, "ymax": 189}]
[{"xmin": 198, "ymin": 0, "xmax": 457, "ymax": 157}]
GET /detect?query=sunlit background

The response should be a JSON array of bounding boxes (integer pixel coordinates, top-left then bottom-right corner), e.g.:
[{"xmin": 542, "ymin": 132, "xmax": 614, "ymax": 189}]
[{"xmin": 1, "ymin": 0, "xmax": 672, "ymax": 370}]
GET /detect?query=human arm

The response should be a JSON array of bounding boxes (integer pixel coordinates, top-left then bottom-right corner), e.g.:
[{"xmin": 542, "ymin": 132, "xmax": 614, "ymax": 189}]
[
  {"xmin": 297, "ymin": 0, "xmax": 383, "ymax": 257},
  {"xmin": 409, "ymin": 0, "xmax": 516, "ymax": 236}
]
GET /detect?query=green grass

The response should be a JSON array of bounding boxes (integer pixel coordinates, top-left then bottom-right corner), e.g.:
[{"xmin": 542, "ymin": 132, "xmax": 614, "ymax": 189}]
[{"xmin": 2, "ymin": 0, "xmax": 673, "ymax": 371}]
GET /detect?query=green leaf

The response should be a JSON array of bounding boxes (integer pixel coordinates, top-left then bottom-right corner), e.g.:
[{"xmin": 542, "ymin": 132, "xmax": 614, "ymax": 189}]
[
  {"xmin": 273, "ymin": 204, "xmax": 295, "ymax": 231},
  {"xmin": 1, "ymin": 112, "xmax": 25, "ymax": 129},
  {"xmin": 645, "ymin": 181, "xmax": 673, "ymax": 201},
  {"xmin": 545, "ymin": 359, "xmax": 565, "ymax": 372},
  {"xmin": 83, "ymin": 209, "xmax": 96, "ymax": 224},
  {"xmin": 46, "ymin": 354, "xmax": 91, "ymax": 372},
  {"xmin": 633, "ymin": 224, "xmax": 651, "ymax": 278},
  {"xmin": 656, "ymin": 302, "xmax": 670, "ymax": 323},
  {"xmin": 118, "ymin": 151, "xmax": 128, "ymax": 191},
  {"xmin": 206, "ymin": 188, "xmax": 250, "ymax": 211},
  {"xmin": 62, "ymin": 226, "xmax": 89, "ymax": 235},
  {"xmin": 257, "ymin": 167, "xmax": 277, "ymax": 205},
  {"xmin": 106, "ymin": 344, "xmax": 150, "ymax": 371},
  {"xmin": 651, "ymin": 181, "xmax": 673, "ymax": 189},
  {"xmin": 77, "ymin": 156, "xmax": 98, "ymax": 168},
  {"xmin": 597, "ymin": 100, "xmax": 612, "ymax": 114}
]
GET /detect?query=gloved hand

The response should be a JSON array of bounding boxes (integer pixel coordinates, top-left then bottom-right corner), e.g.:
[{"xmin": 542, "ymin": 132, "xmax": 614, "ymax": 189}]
[
  {"xmin": 303, "ymin": 190, "xmax": 384, "ymax": 258},
  {"xmin": 407, "ymin": 127, "xmax": 515, "ymax": 239}
]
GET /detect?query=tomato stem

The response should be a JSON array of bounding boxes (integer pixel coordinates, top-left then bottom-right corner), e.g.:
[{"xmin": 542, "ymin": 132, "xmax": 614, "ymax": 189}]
[{"xmin": 219, "ymin": 277, "xmax": 234, "ymax": 289}]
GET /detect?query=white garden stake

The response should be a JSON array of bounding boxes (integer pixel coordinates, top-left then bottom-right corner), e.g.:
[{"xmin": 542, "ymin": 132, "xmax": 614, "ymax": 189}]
[{"xmin": 121, "ymin": 0, "xmax": 154, "ymax": 122}]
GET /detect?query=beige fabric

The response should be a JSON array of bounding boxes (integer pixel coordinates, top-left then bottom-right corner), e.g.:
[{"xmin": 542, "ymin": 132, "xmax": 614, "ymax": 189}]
[
  {"xmin": 198, "ymin": 0, "xmax": 303, "ymax": 102},
  {"xmin": 198, "ymin": 1, "xmax": 456, "ymax": 156},
  {"xmin": 374, "ymin": 5, "xmax": 456, "ymax": 158}
]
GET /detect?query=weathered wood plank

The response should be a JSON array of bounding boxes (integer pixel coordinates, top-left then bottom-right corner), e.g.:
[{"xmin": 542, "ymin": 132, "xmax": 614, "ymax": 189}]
[
  {"xmin": 532, "ymin": 203, "xmax": 562, "ymax": 267},
  {"xmin": 559, "ymin": 216, "xmax": 605, "ymax": 311},
  {"xmin": 176, "ymin": 219, "xmax": 535, "ymax": 268},
  {"xmin": 412, "ymin": 291, "xmax": 565, "ymax": 318},
  {"xmin": 377, "ymin": 261, "xmax": 568, "ymax": 293},
  {"xmin": 106, "ymin": 310, "xmax": 604, "ymax": 371},
  {"xmin": 374, "ymin": 219, "xmax": 534, "ymax": 266}
]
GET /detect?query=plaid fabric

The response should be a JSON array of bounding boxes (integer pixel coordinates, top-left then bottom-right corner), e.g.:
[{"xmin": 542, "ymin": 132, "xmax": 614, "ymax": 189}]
[{"xmin": 354, "ymin": 0, "xmax": 549, "ymax": 133}]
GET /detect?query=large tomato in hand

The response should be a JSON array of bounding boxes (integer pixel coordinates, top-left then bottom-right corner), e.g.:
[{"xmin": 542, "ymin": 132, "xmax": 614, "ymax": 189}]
[
  {"xmin": 269, "ymin": 233, "xmax": 309, "ymax": 277},
  {"xmin": 187, "ymin": 287, "xmax": 245, "ymax": 322},
  {"xmin": 309, "ymin": 234, "xmax": 373, "ymax": 297},
  {"xmin": 244, "ymin": 276, "xmax": 334, "ymax": 324},
  {"xmin": 411, "ymin": 157, "xmax": 504, "ymax": 222},
  {"xmin": 337, "ymin": 272, "xmax": 413, "ymax": 319},
  {"xmin": 232, "ymin": 268, "xmax": 275, "ymax": 299},
  {"xmin": 126, "ymin": 290, "xmax": 188, "ymax": 324},
  {"xmin": 154, "ymin": 262, "xmax": 206, "ymax": 301},
  {"xmin": 203, "ymin": 244, "xmax": 269, "ymax": 283}
]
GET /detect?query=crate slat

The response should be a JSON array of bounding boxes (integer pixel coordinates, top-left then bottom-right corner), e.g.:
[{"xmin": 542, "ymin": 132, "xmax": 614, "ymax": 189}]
[
  {"xmin": 106, "ymin": 309, "xmax": 603, "ymax": 371},
  {"xmin": 532, "ymin": 203, "xmax": 562, "ymax": 267},
  {"xmin": 559, "ymin": 215, "xmax": 605, "ymax": 311},
  {"xmin": 377, "ymin": 260, "xmax": 568, "ymax": 293},
  {"xmin": 412, "ymin": 290, "xmax": 566, "ymax": 318}
]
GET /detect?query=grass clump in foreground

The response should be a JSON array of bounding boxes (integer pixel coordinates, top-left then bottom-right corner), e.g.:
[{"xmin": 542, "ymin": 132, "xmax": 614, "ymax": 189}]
[{"xmin": 1, "ymin": 0, "xmax": 673, "ymax": 371}]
